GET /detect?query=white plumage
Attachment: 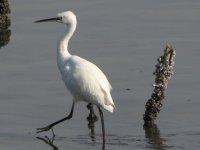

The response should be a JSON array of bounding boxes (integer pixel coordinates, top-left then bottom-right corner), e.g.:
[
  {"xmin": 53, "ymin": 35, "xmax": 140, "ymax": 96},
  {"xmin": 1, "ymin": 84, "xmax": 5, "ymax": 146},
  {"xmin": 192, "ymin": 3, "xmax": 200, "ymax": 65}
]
[
  {"xmin": 56, "ymin": 11, "xmax": 115, "ymax": 112},
  {"xmin": 35, "ymin": 11, "xmax": 115, "ymax": 134},
  {"xmin": 59, "ymin": 55, "xmax": 115, "ymax": 112}
]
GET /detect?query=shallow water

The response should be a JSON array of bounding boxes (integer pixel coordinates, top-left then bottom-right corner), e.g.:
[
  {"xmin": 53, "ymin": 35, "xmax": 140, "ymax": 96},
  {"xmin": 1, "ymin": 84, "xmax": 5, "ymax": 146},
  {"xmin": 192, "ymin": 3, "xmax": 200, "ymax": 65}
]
[{"xmin": 0, "ymin": 0, "xmax": 200, "ymax": 149}]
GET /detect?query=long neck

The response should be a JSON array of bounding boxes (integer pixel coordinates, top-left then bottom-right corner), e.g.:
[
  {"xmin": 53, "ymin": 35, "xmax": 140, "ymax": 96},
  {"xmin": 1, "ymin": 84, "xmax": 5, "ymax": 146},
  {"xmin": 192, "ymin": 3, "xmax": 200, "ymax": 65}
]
[{"xmin": 58, "ymin": 23, "xmax": 76, "ymax": 58}]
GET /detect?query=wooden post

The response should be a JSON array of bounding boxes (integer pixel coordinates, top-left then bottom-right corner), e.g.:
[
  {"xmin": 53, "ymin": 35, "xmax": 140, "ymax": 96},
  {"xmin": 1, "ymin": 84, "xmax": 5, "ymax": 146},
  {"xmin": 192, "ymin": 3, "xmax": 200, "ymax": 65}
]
[
  {"xmin": 0, "ymin": 0, "xmax": 11, "ymax": 48},
  {"xmin": 143, "ymin": 45, "xmax": 176, "ymax": 126}
]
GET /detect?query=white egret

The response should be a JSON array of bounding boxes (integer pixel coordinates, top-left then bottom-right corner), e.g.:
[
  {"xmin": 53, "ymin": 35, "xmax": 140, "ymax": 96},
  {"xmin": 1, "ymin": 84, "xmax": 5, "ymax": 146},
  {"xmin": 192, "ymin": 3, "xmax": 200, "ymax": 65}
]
[{"xmin": 35, "ymin": 11, "xmax": 115, "ymax": 136}]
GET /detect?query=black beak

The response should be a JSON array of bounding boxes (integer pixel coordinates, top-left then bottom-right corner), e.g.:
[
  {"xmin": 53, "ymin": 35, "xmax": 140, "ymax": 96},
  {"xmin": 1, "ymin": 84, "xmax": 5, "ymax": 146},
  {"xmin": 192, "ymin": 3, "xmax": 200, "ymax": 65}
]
[{"xmin": 34, "ymin": 17, "xmax": 62, "ymax": 23}]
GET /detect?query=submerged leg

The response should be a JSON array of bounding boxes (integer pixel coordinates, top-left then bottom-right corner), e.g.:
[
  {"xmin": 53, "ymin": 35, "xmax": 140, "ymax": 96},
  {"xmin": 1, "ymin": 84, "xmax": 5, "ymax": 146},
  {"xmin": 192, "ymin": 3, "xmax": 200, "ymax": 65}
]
[
  {"xmin": 37, "ymin": 102, "xmax": 75, "ymax": 133},
  {"xmin": 97, "ymin": 106, "xmax": 106, "ymax": 142},
  {"xmin": 87, "ymin": 103, "xmax": 98, "ymax": 129},
  {"xmin": 87, "ymin": 103, "xmax": 98, "ymax": 140}
]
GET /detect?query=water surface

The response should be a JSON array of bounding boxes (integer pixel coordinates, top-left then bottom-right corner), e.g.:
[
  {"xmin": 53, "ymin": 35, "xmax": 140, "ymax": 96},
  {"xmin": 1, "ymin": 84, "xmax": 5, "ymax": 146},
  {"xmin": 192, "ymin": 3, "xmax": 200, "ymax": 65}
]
[{"xmin": 0, "ymin": 0, "xmax": 200, "ymax": 149}]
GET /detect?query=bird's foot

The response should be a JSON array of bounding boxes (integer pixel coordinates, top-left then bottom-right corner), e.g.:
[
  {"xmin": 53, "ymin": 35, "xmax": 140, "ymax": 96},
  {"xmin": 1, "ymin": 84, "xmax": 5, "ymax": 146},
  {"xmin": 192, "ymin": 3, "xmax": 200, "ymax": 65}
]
[
  {"xmin": 36, "ymin": 125, "xmax": 55, "ymax": 135},
  {"xmin": 36, "ymin": 135, "xmax": 55, "ymax": 144},
  {"xmin": 36, "ymin": 135, "xmax": 57, "ymax": 149}
]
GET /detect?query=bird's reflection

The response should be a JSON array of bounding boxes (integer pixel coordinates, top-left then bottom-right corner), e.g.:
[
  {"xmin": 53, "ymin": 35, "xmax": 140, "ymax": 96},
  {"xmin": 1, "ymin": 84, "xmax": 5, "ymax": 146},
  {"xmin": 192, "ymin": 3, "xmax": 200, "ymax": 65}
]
[
  {"xmin": 143, "ymin": 124, "xmax": 166, "ymax": 150},
  {"xmin": 0, "ymin": 0, "xmax": 11, "ymax": 48},
  {"xmin": 86, "ymin": 103, "xmax": 98, "ymax": 141},
  {"xmin": 86, "ymin": 103, "xmax": 105, "ymax": 150},
  {"xmin": 37, "ymin": 135, "xmax": 58, "ymax": 150},
  {"xmin": 37, "ymin": 104, "xmax": 105, "ymax": 150}
]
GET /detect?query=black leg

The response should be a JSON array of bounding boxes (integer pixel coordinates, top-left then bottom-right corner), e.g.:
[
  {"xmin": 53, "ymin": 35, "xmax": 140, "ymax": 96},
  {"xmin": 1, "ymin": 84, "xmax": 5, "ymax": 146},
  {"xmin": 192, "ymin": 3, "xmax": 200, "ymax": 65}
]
[
  {"xmin": 97, "ymin": 106, "xmax": 106, "ymax": 142},
  {"xmin": 37, "ymin": 102, "xmax": 75, "ymax": 134}
]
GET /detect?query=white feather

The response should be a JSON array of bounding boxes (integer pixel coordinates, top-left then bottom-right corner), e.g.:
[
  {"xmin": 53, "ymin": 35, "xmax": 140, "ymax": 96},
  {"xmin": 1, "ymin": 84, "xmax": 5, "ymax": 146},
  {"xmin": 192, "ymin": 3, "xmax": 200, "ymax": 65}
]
[{"xmin": 55, "ymin": 11, "xmax": 115, "ymax": 112}]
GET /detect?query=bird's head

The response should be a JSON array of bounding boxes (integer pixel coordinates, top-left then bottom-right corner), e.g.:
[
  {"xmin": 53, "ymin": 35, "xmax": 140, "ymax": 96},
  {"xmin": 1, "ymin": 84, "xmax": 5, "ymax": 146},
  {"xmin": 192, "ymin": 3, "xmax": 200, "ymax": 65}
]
[{"xmin": 35, "ymin": 11, "xmax": 77, "ymax": 25}]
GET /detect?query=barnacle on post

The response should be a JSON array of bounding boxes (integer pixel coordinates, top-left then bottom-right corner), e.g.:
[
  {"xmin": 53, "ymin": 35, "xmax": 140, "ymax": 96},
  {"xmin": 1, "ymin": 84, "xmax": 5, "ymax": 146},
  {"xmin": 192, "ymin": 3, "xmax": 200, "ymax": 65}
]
[
  {"xmin": 143, "ymin": 45, "xmax": 176, "ymax": 126},
  {"xmin": 0, "ymin": 0, "xmax": 11, "ymax": 48}
]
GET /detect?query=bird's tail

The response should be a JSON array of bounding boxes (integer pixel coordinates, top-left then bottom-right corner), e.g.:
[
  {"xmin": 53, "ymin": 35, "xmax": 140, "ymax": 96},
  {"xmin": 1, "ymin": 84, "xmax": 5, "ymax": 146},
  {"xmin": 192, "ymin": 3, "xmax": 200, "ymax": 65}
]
[
  {"xmin": 100, "ymin": 86, "xmax": 116, "ymax": 113},
  {"xmin": 104, "ymin": 93, "xmax": 116, "ymax": 113},
  {"xmin": 104, "ymin": 103, "xmax": 116, "ymax": 113}
]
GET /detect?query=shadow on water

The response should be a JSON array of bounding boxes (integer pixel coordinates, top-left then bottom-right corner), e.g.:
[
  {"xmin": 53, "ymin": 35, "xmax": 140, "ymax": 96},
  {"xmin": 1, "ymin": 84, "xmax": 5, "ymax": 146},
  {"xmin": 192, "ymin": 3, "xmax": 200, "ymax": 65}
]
[
  {"xmin": 36, "ymin": 105, "xmax": 169, "ymax": 150},
  {"xmin": 37, "ymin": 135, "xmax": 58, "ymax": 150},
  {"xmin": 86, "ymin": 103, "xmax": 105, "ymax": 150},
  {"xmin": 86, "ymin": 103, "xmax": 99, "ymax": 141},
  {"xmin": 0, "ymin": 0, "xmax": 11, "ymax": 49},
  {"xmin": 36, "ymin": 104, "xmax": 105, "ymax": 150},
  {"xmin": 143, "ymin": 124, "xmax": 167, "ymax": 150},
  {"xmin": 35, "ymin": 122, "xmax": 200, "ymax": 150}
]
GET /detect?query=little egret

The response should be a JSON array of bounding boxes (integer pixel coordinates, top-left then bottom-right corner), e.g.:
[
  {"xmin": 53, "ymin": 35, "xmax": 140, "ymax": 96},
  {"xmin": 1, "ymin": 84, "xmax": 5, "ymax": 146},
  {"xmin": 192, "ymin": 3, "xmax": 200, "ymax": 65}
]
[{"xmin": 35, "ymin": 11, "xmax": 115, "ymax": 136}]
